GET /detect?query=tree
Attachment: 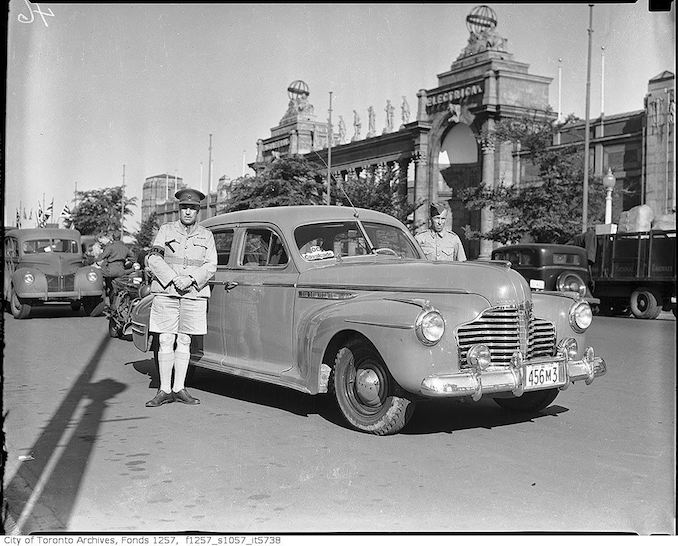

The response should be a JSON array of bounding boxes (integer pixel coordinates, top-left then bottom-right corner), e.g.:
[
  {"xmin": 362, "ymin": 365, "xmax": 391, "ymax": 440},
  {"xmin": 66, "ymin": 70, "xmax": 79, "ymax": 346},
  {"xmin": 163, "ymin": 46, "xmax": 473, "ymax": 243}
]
[
  {"xmin": 339, "ymin": 163, "xmax": 423, "ymax": 230},
  {"xmin": 223, "ymin": 155, "xmax": 326, "ymax": 212},
  {"xmin": 455, "ymin": 111, "xmax": 606, "ymax": 244},
  {"xmin": 133, "ymin": 212, "xmax": 160, "ymax": 251},
  {"xmin": 70, "ymin": 186, "xmax": 137, "ymax": 237}
]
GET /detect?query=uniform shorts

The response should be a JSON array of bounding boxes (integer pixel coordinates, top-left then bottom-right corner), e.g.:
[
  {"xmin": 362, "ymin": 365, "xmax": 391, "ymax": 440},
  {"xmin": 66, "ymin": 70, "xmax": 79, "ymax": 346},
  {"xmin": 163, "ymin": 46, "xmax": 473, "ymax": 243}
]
[{"xmin": 149, "ymin": 294, "xmax": 208, "ymax": 335}]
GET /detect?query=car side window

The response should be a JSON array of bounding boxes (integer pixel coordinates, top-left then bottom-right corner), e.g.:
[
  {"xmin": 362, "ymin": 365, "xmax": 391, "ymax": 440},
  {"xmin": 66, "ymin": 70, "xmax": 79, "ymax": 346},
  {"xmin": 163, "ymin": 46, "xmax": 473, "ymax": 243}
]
[
  {"xmin": 213, "ymin": 229, "xmax": 235, "ymax": 266},
  {"xmin": 241, "ymin": 228, "xmax": 288, "ymax": 267}
]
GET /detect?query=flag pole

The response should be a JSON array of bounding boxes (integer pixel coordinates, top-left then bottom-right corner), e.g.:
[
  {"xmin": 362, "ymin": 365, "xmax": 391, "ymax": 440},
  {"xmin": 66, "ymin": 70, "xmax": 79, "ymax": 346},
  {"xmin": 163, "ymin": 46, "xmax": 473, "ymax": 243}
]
[
  {"xmin": 582, "ymin": 4, "xmax": 594, "ymax": 233},
  {"xmin": 326, "ymin": 91, "xmax": 333, "ymax": 205}
]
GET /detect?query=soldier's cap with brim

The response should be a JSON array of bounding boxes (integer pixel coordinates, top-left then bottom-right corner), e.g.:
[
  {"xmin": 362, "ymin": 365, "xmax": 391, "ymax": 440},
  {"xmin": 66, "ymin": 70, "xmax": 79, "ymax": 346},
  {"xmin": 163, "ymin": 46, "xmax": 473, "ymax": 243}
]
[
  {"xmin": 175, "ymin": 188, "xmax": 205, "ymax": 206},
  {"xmin": 430, "ymin": 202, "xmax": 447, "ymax": 217}
]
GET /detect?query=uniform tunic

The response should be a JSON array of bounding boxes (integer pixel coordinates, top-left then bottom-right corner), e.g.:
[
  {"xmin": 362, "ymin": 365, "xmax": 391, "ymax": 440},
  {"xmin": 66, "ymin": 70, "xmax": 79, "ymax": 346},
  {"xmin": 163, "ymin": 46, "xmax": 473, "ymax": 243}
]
[
  {"xmin": 415, "ymin": 229, "xmax": 467, "ymax": 262},
  {"xmin": 99, "ymin": 241, "xmax": 136, "ymax": 278},
  {"xmin": 148, "ymin": 221, "xmax": 217, "ymax": 334}
]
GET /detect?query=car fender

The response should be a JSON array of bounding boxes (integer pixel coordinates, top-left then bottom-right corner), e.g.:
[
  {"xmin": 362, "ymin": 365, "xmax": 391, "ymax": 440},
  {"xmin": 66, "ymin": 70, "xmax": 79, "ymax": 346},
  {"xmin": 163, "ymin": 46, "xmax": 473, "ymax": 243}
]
[
  {"xmin": 296, "ymin": 293, "xmax": 491, "ymax": 395},
  {"xmin": 74, "ymin": 266, "xmax": 105, "ymax": 294},
  {"xmin": 12, "ymin": 267, "xmax": 47, "ymax": 298},
  {"xmin": 130, "ymin": 294, "xmax": 155, "ymax": 352},
  {"xmin": 531, "ymin": 291, "xmax": 588, "ymax": 355}
]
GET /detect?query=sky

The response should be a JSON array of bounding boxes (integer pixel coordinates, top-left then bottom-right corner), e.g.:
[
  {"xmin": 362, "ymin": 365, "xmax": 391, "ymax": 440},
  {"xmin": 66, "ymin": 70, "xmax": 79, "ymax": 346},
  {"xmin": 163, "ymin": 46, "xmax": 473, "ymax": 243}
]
[{"xmin": 4, "ymin": 1, "xmax": 675, "ymax": 231}]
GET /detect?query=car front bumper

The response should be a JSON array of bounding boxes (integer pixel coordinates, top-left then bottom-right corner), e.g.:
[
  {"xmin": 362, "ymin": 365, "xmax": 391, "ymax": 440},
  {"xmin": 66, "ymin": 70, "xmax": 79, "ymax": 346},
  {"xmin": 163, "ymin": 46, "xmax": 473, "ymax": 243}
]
[{"xmin": 420, "ymin": 347, "xmax": 606, "ymax": 400}]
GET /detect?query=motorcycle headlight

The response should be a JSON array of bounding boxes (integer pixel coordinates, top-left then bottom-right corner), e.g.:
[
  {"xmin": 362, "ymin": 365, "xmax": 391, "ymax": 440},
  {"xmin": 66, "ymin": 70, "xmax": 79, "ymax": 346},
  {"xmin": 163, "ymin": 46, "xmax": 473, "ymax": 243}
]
[
  {"xmin": 415, "ymin": 309, "xmax": 445, "ymax": 346},
  {"xmin": 23, "ymin": 272, "xmax": 35, "ymax": 285},
  {"xmin": 467, "ymin": 344, "xmax": 492, "ymax": 370},
  {"xmin": 557, "ymin": 272, "xmax": 586, "ymax": 297},
  {"xmin": 87, "ymin": 270, "xmax": 99, "ymax": 283},
  {"xmin": 569, "ymin": 301, "xmax": 592, "ymax": 333}
]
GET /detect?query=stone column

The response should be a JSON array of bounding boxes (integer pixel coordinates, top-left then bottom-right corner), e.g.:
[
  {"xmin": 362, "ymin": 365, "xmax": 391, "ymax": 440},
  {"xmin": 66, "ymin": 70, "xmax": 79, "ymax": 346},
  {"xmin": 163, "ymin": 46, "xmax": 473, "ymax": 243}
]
[
  {"xmin": 413, "ymin": 151, "xmax": 429, "ymax": 229},
  {"xmin": 416, "ymin": 89, "xmax": 427, "ymax": 122},
  {"xmin": 479, "ymin": 137, "xmax": 495, "ymax": 258}
]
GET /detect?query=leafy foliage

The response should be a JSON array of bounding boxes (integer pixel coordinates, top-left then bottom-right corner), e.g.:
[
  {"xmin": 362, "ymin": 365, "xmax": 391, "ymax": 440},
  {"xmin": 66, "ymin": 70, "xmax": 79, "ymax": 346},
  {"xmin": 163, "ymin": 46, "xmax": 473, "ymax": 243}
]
[
  {"xmin": 70, "ymin": 186, "xmax": 137, "ymax": 237},
  {"xmin": 339, "ymin": 163, "xmax": 423, "ymax": 229},
  {"xmin": 223, "ymin": 156, "xmax": 326, "ymax": 212},
  {"xmin": 133, "ymin": 212, "xmax": 160, "ymax": 251},
  {"xmin": 456, "ymin": 111, "xmax": 604, "ymax": 244}
]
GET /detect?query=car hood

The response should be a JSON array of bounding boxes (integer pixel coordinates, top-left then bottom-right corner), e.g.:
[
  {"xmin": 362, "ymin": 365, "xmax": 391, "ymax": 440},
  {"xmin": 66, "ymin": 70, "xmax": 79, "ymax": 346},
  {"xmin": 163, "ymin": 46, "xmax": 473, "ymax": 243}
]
[
  {"xmin": 297, "ymin": 258, "xmax": 531, "ymax": 307},
  {"xmin": 18, "ymin": 254, "xmax": 85, "ymax": 275}
]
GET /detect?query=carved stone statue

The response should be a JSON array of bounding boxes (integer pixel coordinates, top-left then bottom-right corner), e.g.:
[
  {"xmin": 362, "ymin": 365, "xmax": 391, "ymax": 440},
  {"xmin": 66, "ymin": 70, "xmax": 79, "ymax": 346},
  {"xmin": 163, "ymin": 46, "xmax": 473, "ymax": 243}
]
[
  {"xmin": 352, "ymin": 110, "xmax": 362, "ymax": 141},
  {"xmin": 383, "ymin": 100, "xmax": 395, "ymax": 134},
  {"xmin": 401, "ymin": 96, "xmax": 411, "ymax": 127},
  {"xmin": 367, "ymin": 106, "xmax": 376, "ymax": 138},
  {"xmin": 338, "ymin": 115, "xmax": 346, "ymax": 144}
]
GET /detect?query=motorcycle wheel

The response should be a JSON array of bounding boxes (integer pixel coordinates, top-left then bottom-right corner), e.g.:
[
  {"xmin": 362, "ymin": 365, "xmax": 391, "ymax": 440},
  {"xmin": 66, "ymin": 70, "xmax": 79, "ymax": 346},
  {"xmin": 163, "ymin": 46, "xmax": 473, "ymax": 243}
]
[{"xmin": 108, "ymin": 317, "xmax": 122, "ymax": 338}]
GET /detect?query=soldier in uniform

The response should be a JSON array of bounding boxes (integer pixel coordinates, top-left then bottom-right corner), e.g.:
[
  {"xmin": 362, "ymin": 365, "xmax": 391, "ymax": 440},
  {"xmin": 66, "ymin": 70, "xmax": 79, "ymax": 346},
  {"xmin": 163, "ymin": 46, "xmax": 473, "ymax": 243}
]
[
  {"xmin": 415, "ymin": 202, "xmax": 467, "ymax": 262},
  {"xmin": 145, "ymin": 188, "xmax": 217, "ymax": 407}
]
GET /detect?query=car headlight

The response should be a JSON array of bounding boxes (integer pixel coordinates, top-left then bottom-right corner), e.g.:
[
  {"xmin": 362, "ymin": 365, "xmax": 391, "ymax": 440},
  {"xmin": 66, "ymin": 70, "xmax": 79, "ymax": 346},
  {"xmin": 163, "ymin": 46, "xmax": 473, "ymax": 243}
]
[
  {"xmin": 415, "ymin": 309, "xmax": 445, "ymax": 346},
  {"xmin": 569, "ymin": 301, "xmax": 592, "ymax": 333},
  {"xmin": 557, "ymin": 272, "xmax": 586, "ymax": 297},
  {"xmin": 467, "ymin": 344, "xmax": 492, "ymax": 370},
  {"xmin": 87, "ymin": 270, "xmax": 99, "ymax": 283},
  {"xmin": 23, "ymin": 272, "xmax": 35, "ymax": 285},
  {"xmin": 558, "ymin": 337, "xmax": 578, "ymax": 360}
]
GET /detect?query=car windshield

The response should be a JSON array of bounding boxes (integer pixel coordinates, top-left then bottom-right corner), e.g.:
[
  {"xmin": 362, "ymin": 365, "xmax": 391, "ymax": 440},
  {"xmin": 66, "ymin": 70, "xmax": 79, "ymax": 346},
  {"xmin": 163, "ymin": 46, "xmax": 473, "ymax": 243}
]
[
  {"xmin": 22, "ymin": 238, "xmax": 79, "ymax": 254},
  {"xmin": 294, "ymin": 221, "xmax": 419, "ymax": 261}
]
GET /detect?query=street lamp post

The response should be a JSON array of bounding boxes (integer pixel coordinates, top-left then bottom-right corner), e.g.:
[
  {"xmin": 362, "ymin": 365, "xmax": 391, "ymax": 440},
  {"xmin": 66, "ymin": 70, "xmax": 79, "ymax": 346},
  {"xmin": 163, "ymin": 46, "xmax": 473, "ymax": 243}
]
[{"xmin": 602, "ymin": 167, "xmax": 616, "ymax": 224}]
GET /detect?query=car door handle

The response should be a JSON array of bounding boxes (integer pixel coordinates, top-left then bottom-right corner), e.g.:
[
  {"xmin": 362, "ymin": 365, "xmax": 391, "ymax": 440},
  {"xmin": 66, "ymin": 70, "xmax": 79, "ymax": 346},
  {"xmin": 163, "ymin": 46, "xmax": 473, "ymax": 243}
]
[{"xmin": 210, "ymin": 280, "xmax": 239, "ymax": 291}]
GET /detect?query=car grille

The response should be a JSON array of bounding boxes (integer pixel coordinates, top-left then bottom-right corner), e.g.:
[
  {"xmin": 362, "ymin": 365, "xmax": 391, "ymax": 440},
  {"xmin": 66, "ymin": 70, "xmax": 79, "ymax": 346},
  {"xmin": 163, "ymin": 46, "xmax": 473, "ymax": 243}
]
[
  {"xmin": 456, "ymin": 306, "xmax": 556, "ymax": 369},
  {"xmin": 46, "ymin": 274, "xmax": 76, "ymax": 292}
]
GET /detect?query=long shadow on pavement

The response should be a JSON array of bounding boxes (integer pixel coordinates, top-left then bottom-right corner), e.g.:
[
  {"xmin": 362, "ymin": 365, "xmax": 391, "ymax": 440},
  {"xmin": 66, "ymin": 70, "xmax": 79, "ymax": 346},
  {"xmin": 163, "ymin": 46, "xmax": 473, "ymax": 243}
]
[{"xmin": 3, "ymin": 332, "xmax": 126, "ymax": 534}]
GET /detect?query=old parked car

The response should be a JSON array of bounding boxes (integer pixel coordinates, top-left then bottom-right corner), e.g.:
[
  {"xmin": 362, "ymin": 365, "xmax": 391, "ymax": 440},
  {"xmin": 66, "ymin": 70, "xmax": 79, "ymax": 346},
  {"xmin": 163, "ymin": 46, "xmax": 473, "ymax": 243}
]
[
  {"xmin": 130, "ymin": 206, "xmax": 606, "ymax": 435},
  {"xmin": 491, "ymin": 243, "xmax": 599, "ymax": 305},
  {"xmin": 3, "ymin": 228, "xmax": 105, "ymax": 319}
]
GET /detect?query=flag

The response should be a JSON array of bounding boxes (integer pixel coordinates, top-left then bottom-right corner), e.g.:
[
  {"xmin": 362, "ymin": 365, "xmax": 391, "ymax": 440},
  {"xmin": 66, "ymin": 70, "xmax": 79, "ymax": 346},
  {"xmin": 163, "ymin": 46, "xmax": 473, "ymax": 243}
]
[
  {"xmin": 23, "ymin": 207, "xmax": 27, "ymax": 220},
  {"xmin": 37, "ymin": 201, "xmax": 46, "ymax": 228},
  {"xmin": 28, "ymin": 208, "xmax": 33, "ymax": 220},
  {"xmin": 16, "ymin": 209, "xmax": 22, "ymax": 228},
  {"xmin": 60, "ymin": 202, "xmax": 72, "ymax": 228},
  {"xmin": 45, "ymin": 198, "xmax": 54, "ymax": 221}
]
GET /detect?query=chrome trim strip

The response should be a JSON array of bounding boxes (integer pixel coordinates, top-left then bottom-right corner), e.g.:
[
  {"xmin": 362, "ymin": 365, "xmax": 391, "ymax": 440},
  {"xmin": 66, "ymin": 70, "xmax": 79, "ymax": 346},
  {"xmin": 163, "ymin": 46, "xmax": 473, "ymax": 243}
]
[
  {"xmin": 344, "ymin": 319, "xmax": 413, "ymax": 329},
  {"xmin": 296, "ymin": 283, "xmax": 470, "ymax": 294}
]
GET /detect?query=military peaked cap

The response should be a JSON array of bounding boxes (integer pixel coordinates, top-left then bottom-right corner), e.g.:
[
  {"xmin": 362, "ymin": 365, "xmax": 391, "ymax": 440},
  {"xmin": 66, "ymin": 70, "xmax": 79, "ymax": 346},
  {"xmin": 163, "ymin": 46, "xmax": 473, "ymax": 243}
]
[{"xmin": 175, "ymin": 188, "xmax": 205, "ymax": 205}]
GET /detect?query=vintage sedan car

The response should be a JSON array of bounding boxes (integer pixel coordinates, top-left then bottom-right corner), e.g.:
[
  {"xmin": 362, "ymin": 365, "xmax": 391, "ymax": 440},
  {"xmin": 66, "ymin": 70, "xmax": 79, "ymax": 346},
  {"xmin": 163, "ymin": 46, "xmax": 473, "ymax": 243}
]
[
  {"xmin": 491, "ymin": 243, "xmax": 599, "ymax": 305},
  {"xmin": 130, "ymin": 206, "xmax": 606, "ymax": 435},
  {"xmin": 4, "ymin": 228, "xmax": 105, "ymax": 319}
]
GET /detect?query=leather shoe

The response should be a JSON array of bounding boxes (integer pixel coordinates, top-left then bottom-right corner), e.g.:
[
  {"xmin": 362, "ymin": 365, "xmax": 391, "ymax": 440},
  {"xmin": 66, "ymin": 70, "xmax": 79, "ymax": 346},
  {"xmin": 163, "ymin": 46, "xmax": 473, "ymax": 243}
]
[
  {"xmin": 145, "ymin": 390, "xmax": 174, "ymax": 407},
  {"xmin": 173, "ymin": 388, "xmax": 200, "ymax": 405}
]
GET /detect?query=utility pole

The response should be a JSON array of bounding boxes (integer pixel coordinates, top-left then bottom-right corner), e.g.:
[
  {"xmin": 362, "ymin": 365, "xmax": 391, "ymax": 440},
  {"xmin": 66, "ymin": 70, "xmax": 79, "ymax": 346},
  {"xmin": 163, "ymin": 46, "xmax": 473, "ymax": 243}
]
[
  {"xmin": 327, "ymin": 91, "xmax": 333, "ymax": 205},
  {"xmin": 207, "ymin": 134, "xmax": 213, "ymax": 217},
  {"xmin": 600, "ymin": 46, "xmax": 606, "ymax": 138},
  {"xmin": 582, "ymin": 4, "xmax": 594, "ymax": 233},
  {"xmin": 121, "ymin": 164, "xmax": 126, "ymax": 240}
]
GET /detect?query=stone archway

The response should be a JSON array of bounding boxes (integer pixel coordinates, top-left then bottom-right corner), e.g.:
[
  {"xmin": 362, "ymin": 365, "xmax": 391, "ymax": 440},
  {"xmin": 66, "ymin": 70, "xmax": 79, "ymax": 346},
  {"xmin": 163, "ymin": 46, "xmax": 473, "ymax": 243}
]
[{"xmin": 433, "ymin": 121, "xmax": 482, "ymax": 258}]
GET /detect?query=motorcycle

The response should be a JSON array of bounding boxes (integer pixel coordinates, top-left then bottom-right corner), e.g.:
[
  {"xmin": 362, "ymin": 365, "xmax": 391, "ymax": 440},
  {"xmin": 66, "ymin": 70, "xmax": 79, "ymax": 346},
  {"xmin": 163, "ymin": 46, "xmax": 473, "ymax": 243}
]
[{"xmin": 106, "ymin": 268, "xmax": 152, "ymax": 338}]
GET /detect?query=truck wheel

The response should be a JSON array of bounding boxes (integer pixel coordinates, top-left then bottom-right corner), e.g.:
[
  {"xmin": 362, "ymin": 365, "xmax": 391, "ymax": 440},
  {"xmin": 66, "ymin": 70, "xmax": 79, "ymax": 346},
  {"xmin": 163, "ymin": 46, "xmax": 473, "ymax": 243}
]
[
  {"xmin": 493, "ymin": 389, "xmax": 559, "ymax": 413},
  {"xmin": 10, "ymin": 289, "xmax": 31, "ymax": 319},
  {"xmin": 83, "ymin": 296, "xmax": 105, "ymax": 317},
  {"xmin": 332, "ymin": 339, "xmax": 415, "ymax": 435},
  {"xmin": 630, "ymin": 289, "xmax": 661, "ymax": 319}
]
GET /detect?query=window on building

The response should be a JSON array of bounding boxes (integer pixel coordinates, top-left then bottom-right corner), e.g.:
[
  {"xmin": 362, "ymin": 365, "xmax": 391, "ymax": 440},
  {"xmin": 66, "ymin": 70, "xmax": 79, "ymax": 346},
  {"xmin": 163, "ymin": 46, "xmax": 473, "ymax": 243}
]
[{"xmin": 623, "ymin": 175, "xmax": 642, "ymax": 210}]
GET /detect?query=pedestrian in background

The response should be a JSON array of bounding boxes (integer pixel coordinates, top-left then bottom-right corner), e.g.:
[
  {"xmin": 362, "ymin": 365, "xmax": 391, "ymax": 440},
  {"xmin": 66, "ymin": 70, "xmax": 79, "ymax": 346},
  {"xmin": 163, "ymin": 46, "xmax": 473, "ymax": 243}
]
[
  {"xmin": 145, "ymin": 188, "xmax": 217, "ymax": 408},
  {"xmin": 415, "ymin": 202, "xmax": 467, "ymax": 261}
]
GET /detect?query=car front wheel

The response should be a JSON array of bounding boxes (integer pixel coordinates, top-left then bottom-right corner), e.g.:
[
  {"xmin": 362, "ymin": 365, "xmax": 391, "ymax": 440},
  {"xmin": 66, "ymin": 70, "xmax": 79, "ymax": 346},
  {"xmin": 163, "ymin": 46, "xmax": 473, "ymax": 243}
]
[
  {"xmin": 10, "ymin": 289, "xmax": 32, "ymax": 319},
  {"xmin": 332, "ymin": 339, "xmax": 415, "ymax": 435},
  {"xmin": 82, "ymin": 296, "xmax": 105, "ymax": 317},
  {"xmin": 493, "ymin": 389, "xmax": 559, "ymax": 413}
]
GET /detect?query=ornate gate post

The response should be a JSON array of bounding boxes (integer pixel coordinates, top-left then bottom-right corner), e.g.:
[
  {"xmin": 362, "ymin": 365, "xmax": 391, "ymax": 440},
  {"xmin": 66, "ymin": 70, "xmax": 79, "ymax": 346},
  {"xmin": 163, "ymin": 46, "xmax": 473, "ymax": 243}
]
[{"xmin": 479, "ymin": 134, "xmax": 496, "ymax": 258}]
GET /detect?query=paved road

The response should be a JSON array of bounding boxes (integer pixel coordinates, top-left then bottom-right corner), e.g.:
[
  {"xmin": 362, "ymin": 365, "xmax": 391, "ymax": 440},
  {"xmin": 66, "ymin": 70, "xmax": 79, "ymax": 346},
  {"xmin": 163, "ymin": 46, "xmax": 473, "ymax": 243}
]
[{"xmin": 2, "ymin": 306, "xmax": 675, "ymax": 534}]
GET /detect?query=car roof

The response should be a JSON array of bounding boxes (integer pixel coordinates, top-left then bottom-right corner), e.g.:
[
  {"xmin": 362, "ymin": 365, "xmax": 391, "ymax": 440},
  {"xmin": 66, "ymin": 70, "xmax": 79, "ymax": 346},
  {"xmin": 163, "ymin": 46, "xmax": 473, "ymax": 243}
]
[
  {"xmin": 5, "ymin": 228, "xmax": 82, "ymax": 240},
  {"xmin": 492, "ymin": 243, "xmax": 585, "ymax": 254},
  {"xmin": 200, "ymin": 205, "xmax": 404, "ymax": 230}
]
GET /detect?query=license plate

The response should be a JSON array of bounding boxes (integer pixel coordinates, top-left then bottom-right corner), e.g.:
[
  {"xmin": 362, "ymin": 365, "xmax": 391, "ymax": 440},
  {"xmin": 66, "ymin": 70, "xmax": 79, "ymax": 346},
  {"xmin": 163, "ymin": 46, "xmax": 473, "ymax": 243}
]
[{"xmin": 525, "ymin": 363, "xmax": 564, "ymax": 390}]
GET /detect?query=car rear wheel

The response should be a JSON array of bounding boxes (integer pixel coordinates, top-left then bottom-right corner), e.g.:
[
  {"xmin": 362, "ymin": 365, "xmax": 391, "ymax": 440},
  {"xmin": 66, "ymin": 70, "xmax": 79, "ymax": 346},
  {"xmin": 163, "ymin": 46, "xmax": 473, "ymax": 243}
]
[
  {"xmin": 493, "ymin": 389, "xmax": 559, "ymax": 413},
  {"xmin": 82, "ymin": 296, "xmax": 105, "ymax": 317},
  {"xmin": 630, "ymin": 289, "xmax": 661, "ymax": 320},
  {"xmin": 70, "ymin": 301, "xmax": 82, "ymax": 312},
  {"xmin": 10, "ymin": 289, "xmax": 31, "ymax": 319},
  {"xmin": 332, "ymin": 338, "xmax": 415, "ymax": 435}
]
